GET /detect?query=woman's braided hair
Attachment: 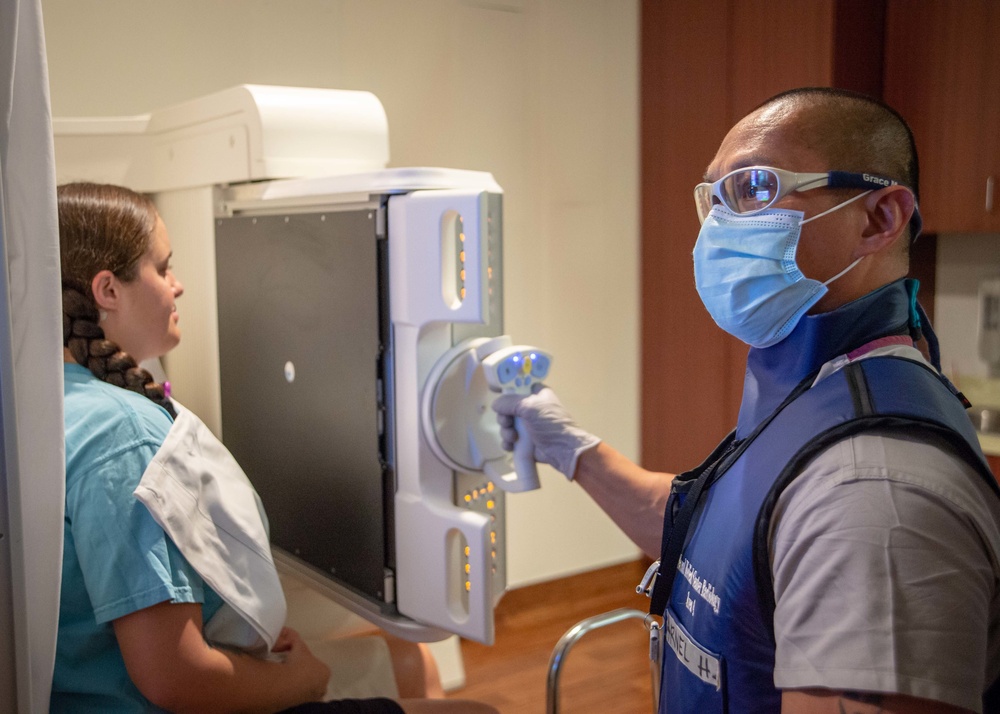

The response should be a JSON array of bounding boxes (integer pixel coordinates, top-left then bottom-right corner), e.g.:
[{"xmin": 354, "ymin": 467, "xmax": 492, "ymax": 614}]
[{"xmin": 59, "ymin": 183, "xmax": 176, "ymax": 418}]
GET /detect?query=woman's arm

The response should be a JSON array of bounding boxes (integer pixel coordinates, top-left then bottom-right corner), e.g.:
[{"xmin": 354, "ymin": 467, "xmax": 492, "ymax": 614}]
[{"xmin": 114, "ymin": 601, "xmax": 329, "ymax": 714}]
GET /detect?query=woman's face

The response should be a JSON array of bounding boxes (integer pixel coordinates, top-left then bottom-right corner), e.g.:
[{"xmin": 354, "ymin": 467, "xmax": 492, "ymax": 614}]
[{"xmin": 106, "ymin": 216, "xmax": 184, "ymax": 363}]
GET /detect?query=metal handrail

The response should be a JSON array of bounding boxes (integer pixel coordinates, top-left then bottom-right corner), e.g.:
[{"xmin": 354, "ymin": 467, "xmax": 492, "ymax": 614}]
[{"xmin": 545, "ymin": 607, "xmax": 654, "ymax": 714}]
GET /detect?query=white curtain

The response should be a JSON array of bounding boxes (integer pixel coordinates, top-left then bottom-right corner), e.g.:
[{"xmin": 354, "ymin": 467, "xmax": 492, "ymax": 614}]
[{"xmin": 0, "ymin": 0, "xmax": 65, "ymax": 711}]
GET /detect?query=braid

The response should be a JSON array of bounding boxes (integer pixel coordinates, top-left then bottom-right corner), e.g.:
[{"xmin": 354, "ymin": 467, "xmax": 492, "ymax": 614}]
[{"xmin": 62, "ymin": 282, "xmax": 177, "ymax": 418}]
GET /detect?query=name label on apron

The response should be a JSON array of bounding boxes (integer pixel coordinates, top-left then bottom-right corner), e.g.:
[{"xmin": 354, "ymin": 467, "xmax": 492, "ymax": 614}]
[{"xmin": 664, "ymin": 610, "xmax": 722, "ymax": 690}]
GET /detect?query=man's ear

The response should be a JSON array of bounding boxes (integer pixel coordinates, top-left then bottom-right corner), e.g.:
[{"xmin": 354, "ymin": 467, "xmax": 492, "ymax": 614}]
[
  {"xmin": 855, "ymin": 186, "xmax": 915, "ymax": 258},
  {"xmin": 91, "ymin": 270, "xmax": 120, "ymax": 311}
]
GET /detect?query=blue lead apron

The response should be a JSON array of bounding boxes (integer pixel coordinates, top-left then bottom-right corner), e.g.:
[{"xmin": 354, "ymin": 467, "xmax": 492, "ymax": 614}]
[{"xmin": 643, "ymin": 281, "xmax": 1000, "ymax": 713}]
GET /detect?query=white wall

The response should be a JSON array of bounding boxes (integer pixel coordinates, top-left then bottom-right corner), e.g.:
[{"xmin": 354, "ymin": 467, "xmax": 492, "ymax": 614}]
[
  {"xmin": 41, "ymin": 0, "xmax": 641, "ymax": 587},
  {"xmin": 934, "ymin": 233, "xmax": 1000, "ymax": 386}
]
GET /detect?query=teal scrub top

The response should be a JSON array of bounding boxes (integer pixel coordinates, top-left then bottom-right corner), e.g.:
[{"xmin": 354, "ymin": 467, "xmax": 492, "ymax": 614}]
[{"xmin": 52, "ymin": 363, "xmax": 223, "ymax": 713}]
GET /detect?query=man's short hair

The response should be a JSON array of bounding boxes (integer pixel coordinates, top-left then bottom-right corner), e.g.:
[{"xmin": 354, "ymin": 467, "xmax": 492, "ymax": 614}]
[{"xmin": 753, "ymin": 87, "xmax": 920, "ymax": 241}]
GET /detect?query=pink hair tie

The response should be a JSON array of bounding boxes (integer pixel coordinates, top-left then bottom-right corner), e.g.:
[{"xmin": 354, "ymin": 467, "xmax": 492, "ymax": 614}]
[{"xmin": 163, "ymin": 381, "xmax": 171, "ymax": 398}]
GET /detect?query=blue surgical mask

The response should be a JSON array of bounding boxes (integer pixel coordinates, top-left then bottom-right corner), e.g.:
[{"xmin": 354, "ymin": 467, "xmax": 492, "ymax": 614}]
[{"xmin": 693, "ymin": 193, "xmax": 868, "ymax": 348}]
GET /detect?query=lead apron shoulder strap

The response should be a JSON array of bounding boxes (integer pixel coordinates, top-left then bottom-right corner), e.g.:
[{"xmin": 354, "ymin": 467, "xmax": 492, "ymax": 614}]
[
  {"xmin": 134, "ymin": 401, "xmax": 286, "ymax": 655},
  {"xmin": 648, "ymin": 370, "xmax": 817, "ymax": 618}
]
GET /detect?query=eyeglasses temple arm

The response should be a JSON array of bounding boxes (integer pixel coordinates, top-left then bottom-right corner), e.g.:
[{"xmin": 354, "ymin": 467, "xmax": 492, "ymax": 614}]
[
  {"xmin": 792, "ymin": 172, "xmax": 831, "ymax": 192},
  {"xmin": 826, "ymin": 171, "xmax": 923, "ymax": 238},
  {"xmin": 826, "ymin": 170, "xmax": 897, "ymax": 190}
]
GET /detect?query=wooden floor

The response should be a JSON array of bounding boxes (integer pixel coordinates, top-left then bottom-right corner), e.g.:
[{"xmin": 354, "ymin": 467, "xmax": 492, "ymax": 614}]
[{"xmin": 446, "ymin": 560, "xmax": 655, "ymax": 714}]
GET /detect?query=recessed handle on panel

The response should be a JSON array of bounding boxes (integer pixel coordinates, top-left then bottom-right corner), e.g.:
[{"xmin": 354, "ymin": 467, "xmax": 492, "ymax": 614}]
[
  {"xmin": 438, "ymin": 196, "xmax": 485, "ymax": 322},
  {"xmin": 454, "ymin": 511, "xmax": 493, "ymax": 639}
]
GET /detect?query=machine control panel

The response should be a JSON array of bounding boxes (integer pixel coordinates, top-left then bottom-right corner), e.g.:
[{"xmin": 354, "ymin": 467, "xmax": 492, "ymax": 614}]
[
  {"xmin": 482, "ymin": 346, "xmax": 551, "ymax": 394},
  {"xmin": 456, "ymin": 473, "xmax": 505, "ymax": 612}
]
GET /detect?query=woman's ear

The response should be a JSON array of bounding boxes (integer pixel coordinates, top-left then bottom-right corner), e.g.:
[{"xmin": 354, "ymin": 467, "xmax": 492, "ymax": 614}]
[
  {"xmin": 91, "ymin": 270, "xmax": 120, "ymax": 312},
  {"xmin": 855, "ymin": 186, "xmax": 915, "ymax": 258}
]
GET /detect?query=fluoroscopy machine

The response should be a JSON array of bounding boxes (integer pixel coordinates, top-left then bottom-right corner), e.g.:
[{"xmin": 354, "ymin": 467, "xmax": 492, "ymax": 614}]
[{"xmin": 53, "ymin": 85, "xmax": 550, "ymax": 645}]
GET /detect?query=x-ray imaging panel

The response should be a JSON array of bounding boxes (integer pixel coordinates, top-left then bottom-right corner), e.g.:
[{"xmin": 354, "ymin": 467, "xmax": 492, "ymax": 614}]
[{"xmin": 215, "ymin": 210, "xmax": 389, "ymax": 601}]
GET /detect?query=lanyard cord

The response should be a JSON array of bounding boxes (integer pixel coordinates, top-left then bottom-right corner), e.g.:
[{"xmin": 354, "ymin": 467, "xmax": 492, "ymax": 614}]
[
  {"xmin": 648, "ymin": 437, "xmax": 734, "ymax": 616},
  {"xmin": 647, "ymin": 369, "xmax": 821, "ymax": 617}
]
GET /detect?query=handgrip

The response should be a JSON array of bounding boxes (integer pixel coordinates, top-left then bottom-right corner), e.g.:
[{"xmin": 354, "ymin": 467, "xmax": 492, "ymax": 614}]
[{"xmin": 508, "ymin": 417, "xmax": 541, "ymax": 492}]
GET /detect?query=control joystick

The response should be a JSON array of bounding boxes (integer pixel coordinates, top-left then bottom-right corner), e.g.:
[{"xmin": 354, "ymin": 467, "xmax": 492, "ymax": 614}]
[{"xmin": 481, "ymin": 346, "xmax": 553, "ymax": 492}]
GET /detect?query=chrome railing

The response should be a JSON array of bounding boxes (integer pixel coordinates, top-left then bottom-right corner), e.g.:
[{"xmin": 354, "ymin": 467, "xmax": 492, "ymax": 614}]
[{"xmin": 545, "ymin": 607, "xmax": 656, "ymax": 713}]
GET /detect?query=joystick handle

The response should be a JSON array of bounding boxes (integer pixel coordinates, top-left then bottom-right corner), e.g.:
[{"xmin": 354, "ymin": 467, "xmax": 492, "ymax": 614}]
[
  {"xmin": 481, "ymin": 345, "xmax": 552, "ymax": 493},
  {"xmin": 509, "ymin": 420, "xmax": 540, "ymax": 491}
]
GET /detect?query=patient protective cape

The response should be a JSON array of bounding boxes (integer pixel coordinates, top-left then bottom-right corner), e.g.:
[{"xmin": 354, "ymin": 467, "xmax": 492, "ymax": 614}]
[{"xmin": 133, "ymin": 401, "xmax": 286, "ymax": 656}]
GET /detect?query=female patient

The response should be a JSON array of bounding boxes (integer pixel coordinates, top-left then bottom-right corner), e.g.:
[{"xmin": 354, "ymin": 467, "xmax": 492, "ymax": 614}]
[{"xmin": 54, "ymin": 182, "xmax": 495, "ymax": 714}]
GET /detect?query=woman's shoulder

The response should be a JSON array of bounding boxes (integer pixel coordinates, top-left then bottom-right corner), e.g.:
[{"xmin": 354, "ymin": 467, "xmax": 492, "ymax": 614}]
[{"xmin": 64, "ymin": 363, "xmax": 173, "ymax": 457}]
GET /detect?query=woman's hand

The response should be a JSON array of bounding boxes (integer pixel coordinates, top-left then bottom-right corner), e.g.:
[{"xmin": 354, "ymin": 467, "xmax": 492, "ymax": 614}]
[
  {"xmin": 272, "ymin": 626, "xmax": 297, "ymax": 653},
  {"xmin": 273, "ymin": 627, "xmax": 330, "ymax": 701}
]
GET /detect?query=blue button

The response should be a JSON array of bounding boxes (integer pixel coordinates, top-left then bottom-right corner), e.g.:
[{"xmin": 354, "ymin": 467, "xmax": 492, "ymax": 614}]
[
  {"xmin": 515, "ymin": 377, "xmax": 523, "ymax": 387},
  {"xmin": 531, "ymin": 354, "xmax": 550, "ymax": 378},
  {"xmin": 498, "ymin": 359, "xmax": 518, "ymax": 384}
]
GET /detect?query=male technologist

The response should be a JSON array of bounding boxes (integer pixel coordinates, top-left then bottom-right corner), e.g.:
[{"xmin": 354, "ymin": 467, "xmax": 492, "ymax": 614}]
[{"xmin": 494, "ymin": 88, "xmax": 1000, "ymax": 714}]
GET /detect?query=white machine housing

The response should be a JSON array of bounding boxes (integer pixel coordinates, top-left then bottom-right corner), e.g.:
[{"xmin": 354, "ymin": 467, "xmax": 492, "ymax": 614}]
[{"xmin": 53, "ymin": 86, "xmax": 534, "ymax": 645}]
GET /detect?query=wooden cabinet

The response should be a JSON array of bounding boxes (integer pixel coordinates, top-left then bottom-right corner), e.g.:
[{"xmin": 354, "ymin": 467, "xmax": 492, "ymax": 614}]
[
  {"xmin": 639, "ymin": 0, "xmax": 994, "ymax": 473},
  {"xmin": 640, "ymin": 0, "xmax": 885, "ymax": 471},
  {"xmin": 883, "ymin": 1, "xmax": 1000, "ymax": 234},
  {"xmin": 988, "ymin": 454, "xmax": 1000, "ymax": 484}
]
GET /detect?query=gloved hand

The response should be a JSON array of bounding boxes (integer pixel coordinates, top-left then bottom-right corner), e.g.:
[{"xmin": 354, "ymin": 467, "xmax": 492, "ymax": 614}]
[{"xmin": 491, "ymin": 386, "xmax": 601, "ymax": 480}]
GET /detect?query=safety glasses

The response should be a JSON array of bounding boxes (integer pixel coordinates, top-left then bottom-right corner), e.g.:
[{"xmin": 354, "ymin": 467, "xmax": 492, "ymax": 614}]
[{"xmin": 694, "ymin": 166, "xmax": 908, "ymax": 224}]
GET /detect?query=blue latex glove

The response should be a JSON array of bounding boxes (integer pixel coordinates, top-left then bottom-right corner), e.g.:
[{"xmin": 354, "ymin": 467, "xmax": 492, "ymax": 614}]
[{"xmin": 491, "ymin": 386, "xmax": 601, "ymax": 480}]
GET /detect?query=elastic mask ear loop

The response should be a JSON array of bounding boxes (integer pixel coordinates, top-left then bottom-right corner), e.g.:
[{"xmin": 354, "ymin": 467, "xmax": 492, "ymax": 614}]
[
  {"xmin": 822, "ymin": 256, "xmax": 864, "ymax": 287},
  {"xmin": 800, "ymin": 189, "xmax": 872, "ymax": 287},
  {"xmin": 801, "ymin": 189, "xmax": 872, "ymax": 225}
]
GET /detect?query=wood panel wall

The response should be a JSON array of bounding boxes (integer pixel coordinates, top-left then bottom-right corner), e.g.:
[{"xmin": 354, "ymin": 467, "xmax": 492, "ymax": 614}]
[{"xmin": 640, "ymin": 0, "xmax": 889, "ymax": 472}]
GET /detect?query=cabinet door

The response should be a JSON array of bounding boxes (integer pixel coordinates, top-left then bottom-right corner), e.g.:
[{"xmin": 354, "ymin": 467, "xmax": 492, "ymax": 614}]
[
  {"xmin": 988, "ymin": 12, "xmax": 1000, "ymax": 233},
  {"xmin": 884, "ymin": 0, "xmax": 1000, "ymax": 233}
]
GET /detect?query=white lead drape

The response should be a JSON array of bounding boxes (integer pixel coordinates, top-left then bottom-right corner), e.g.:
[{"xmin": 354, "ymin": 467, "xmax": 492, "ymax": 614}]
[{"xmin": 0, "ymin": 0, "xmax": 66, "ymax": 711}]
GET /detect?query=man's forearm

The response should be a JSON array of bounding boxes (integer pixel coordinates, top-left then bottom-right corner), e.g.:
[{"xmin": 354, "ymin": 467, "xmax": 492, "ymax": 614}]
[{"xmin": 573, "ymin": 442, "xmax": 674, "ymax": 558}]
